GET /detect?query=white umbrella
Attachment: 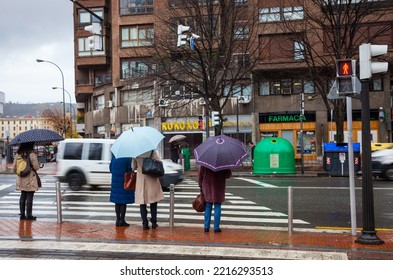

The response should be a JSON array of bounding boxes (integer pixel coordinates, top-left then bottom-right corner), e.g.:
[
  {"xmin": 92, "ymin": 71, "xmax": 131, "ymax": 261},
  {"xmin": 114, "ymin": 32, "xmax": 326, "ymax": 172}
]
[
  {"xmin": 169, "ymin": 134, "xmax": 186, "ymax": 143},
  {"xmin": 110, "ymin": 126, "xmax": 164, "ymax": 158}
]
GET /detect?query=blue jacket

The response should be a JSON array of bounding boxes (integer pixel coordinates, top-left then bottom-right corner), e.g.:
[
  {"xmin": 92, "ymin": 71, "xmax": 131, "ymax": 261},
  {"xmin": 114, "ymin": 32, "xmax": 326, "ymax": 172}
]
[{"xmin": 109, "ymin": 156, "xmax": 135, "ymax": 204}]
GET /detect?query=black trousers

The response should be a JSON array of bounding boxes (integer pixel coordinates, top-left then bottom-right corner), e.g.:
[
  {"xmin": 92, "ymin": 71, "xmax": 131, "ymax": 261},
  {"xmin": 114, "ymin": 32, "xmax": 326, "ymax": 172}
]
[
  {"xmin": 140, "ymin": 203, "xmax": 158, "ymax": 225},
  {"xmin": 19, "ymin": 191, "xmax": 35, "ymax": 217}
]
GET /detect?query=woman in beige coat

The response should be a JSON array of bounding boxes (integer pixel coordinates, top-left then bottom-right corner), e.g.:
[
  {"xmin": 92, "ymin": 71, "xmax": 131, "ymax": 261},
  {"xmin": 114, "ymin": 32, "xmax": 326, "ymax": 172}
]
[
  {"xmin": 12, "ymin": 142, "xmax": 41, "ymax": 220},
  {"xmin": 132, "ymin": 150, "xmax": 164, "ymax": 229}
]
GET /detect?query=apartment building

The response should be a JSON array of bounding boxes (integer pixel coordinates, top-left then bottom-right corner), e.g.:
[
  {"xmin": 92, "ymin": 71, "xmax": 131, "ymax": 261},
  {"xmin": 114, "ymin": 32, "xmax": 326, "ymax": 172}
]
[{"xmin": 72, "ymin": 0, "xmax": 393, "ymax": 161}]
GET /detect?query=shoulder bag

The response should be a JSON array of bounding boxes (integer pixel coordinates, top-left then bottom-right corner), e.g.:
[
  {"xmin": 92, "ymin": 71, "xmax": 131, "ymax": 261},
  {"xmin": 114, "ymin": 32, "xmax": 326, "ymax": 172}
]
[
  {"xmin": 142, "ymin": 151, "xmax": 165, "ymax": 178},
  {"xmin": 192, "ymin": 191, "xmax": 205, "ymax": 212},
  {"xmin": 124, "ymin": 171, "xmax": 137, "ymax": 191}
]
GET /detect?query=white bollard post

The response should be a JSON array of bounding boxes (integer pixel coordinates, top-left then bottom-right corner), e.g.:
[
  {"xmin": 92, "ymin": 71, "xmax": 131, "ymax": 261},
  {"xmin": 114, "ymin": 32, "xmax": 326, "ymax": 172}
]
[
  {"xmin": 56, "ymin": 181, "xmax": 62, "ymax": 224},
  {"xmin": 288, "ymin": 186, "xmax": 293, "ymax": 235},
  {"xmin": 169, "ymin": 184, "xmax": 175, "ymax": 227}
]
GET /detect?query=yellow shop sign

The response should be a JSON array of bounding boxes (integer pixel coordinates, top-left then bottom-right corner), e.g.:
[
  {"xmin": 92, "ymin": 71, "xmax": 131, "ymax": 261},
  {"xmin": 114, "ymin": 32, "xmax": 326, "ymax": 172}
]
[{"xmin": 162, "ymin": 121, "xmax": 199, "ymax": 131}]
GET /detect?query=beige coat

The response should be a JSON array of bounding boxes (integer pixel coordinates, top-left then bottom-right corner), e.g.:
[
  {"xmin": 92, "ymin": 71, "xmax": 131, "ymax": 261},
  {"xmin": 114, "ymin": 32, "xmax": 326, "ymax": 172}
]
[
  {"xmin": 12, "ymin": 151, "xmax": 41, "ymax": 192},
  {"xmin": 132, "ymin": 150, "xmax": 164, "ymax": 205}
]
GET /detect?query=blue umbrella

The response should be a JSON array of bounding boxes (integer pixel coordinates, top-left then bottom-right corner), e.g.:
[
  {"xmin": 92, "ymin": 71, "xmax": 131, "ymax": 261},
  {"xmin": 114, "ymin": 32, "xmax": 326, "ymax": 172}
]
[
  {"xmin": 8, "ymin": 129, "xmax": 64, "ymax": 145},
  {"xmin": 194, "ymin": 135, "xmax": 248, "ymax": 171},
  {"xmin": 110, "ymin": 126, "xmax": 164, "ymax": 158}
]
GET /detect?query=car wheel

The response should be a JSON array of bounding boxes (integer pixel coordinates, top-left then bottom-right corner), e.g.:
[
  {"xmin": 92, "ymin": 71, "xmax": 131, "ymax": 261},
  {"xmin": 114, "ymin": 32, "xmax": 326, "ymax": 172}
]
[
  {"xmin": 383, "ymin": 167, "xmax": 393, "ymax": 181},
  {"xmin": 68, "ymin": 172, "xmax": 84, "ymax": 191}
]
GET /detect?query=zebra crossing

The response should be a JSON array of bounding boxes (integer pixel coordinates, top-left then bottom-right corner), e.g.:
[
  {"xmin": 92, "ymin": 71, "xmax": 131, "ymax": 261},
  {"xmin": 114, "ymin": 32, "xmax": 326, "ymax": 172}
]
[{"xmin": 0, "ymin": 178, "xmax": 309, "ymax": 229}]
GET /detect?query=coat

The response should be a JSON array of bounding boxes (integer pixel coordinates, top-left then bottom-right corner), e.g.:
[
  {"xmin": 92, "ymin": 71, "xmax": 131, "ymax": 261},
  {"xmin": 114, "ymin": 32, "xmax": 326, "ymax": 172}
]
[
  {"xmin": 13, "ymin": 151, "xmax": 41, "ymax": 192},
  {"xmin": 109, "ymin": 156, "xmax": 135, "ymax": 205},
  {"xmin": 198, "ymin": 166, "xmax": 232, "ymax": 203},
  {"xmin": 132, "ymin": 150, "xmax": 164, "ymax": 205}
]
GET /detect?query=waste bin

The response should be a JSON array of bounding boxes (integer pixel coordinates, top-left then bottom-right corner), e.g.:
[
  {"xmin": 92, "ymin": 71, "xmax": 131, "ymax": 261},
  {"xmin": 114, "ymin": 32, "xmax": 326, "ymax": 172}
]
[
  {"xmin": 181, "ymin": 148, "xmax": 190, "ymax": 171},
  {"xmin": 323, "ymin": 143, "xmax": 361, "ymax": 176},
  {"xmin": 253, "ymin": 137, "xmax": 296, "ymax": 174}
]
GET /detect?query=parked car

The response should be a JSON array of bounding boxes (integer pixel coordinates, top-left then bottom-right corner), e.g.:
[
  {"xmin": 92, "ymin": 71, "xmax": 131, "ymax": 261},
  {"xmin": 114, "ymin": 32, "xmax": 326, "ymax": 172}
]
[
  {"xmin": 55, "ymin": 138, "xmax": 183, "ymax": 190},
  {"xmin": 371, "ymin": 147, "xmax": 393, "ymax": 180}
]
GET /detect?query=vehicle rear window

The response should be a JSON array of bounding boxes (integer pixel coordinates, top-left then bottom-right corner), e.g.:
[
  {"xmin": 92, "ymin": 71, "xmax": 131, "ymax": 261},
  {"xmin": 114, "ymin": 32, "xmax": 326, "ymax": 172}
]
[
  {"xmin": 64, "ymin": 143, "xmax": 83, "ymax": 160},
  {"xmin": 89, "ymin": 143, "xmax": 103, "ymax": 160}
]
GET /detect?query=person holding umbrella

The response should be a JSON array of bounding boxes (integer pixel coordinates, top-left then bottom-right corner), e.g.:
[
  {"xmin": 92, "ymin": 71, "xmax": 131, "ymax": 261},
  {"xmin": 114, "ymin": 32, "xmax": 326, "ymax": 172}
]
[
  {"xmin": 13, "ymin": 142, "xmax": 41, "ymax": 220},
  {"xmin": 198, "ymin": 166, "xmax": 232, "ymax": 233},
  {"xmin": 170, "ymin": 141, "xmax": 181, "ymax": 163},
  {"xmin": 109, "ymin": 156, "xmax": 135, "ymax": 227},
  {"xmin": 132, "ymin": 150, "xmax": 164, "ymax": 230}
]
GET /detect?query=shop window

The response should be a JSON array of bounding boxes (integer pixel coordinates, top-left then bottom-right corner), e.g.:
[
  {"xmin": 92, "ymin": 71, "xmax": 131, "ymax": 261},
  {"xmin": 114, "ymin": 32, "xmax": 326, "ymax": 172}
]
[
  {"xmin": 261, "ymin": 132, "xmax": 278, "ymax": 139},
  {"xmin": 296, "ymin": 131, "xmax": 316, "ymax": 154}
]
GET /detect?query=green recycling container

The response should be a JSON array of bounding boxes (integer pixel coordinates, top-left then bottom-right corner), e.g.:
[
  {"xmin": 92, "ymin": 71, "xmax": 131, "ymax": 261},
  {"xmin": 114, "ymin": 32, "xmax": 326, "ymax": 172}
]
[
  {"xmin": 181, "ymin": 148, "xmax": 190, "ymax": 171},
  {"xmin": 253, "ymin": 137, "xmax": 296, "ymax": 174}
]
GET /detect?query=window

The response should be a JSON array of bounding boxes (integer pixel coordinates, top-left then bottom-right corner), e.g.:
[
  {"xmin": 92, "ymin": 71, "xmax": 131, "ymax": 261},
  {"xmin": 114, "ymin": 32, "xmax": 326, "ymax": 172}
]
[
  {"xmin": 260, "ymin": 6, "xmax": 304, "ymax": 22},
  {"xmin": 78, "ymin": 37, "xmax": 105, "ymax": 56},
  {"xmin": 123, "ymin": 88, "xmax": 154, "ymax": 105},
  {"xmin": 371, "ymin": 77, "xmax": 383, "ymax": 91},
  {"xmin": 296, "ymin": 131, "xmax": 316, "ymax": 154},
  {"xmin": 79, "ymin": 8, "xmax": 103, "ymax": 23},
  {"xmin": 88, "ymin": 143, "xmax": 103, "ymax": 160},
  {"xmin": 120, "ymin": 0, "xmax": 153, "ymax": 15},
  {"xmin": 95, "ymin": 95, "xmax": 105, "ymax": 110},
  {"xmin": 121, "ymin": 60, "xmax": 156, "ymax": 79},
  {"xmin": 234, "ymin": 25, "xmax": 249, "ymax": 39},
  {"xmin": 232, "ymin": 53, "xmax": 250, "ymax": 67},
  {"xmin": 63, "ymin": 143, "xmax": 83, "ymax": 160},
  {"xmin": 121, "ymin": 25, "xmax": 154, "ymax": 47},
  {"xmin": 259, "ymin": 79, "xmax": 315, "ymax": 95},
  {"xmin": 294, "ymin": 41, "xmax": 305, "ymax": 60}
]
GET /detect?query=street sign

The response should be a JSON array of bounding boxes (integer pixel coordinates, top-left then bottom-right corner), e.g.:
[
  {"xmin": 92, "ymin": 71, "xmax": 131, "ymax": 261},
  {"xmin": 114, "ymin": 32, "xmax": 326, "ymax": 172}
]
[{"xmin": 339, "ymin": 152, "xmax": 346, "ymax": 163}]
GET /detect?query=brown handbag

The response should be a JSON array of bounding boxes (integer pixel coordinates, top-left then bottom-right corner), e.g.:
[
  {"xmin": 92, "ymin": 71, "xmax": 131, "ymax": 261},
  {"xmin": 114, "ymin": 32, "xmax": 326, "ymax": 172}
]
[
  {"xmin": 192, "ymin": 192, "xmax": 205, "ymax": 212},
  {"xmin": 124, "ymin": 171, "xmax": 136, "ymax": 191}
]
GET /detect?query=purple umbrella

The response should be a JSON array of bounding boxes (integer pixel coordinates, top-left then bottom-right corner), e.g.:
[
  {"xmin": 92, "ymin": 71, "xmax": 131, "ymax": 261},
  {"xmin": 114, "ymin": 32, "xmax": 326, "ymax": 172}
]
[{"xmin": 194, "ymin": 135, "xmax": 248, "ymax": 171}]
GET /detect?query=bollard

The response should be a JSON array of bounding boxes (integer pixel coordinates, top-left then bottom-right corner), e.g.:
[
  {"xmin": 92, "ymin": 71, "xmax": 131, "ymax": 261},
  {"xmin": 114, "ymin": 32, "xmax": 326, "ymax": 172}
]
[
  {"xmin": 169, "ymin": 184, "xmax": 175, "ymax": 227},
  {"xmin": 56, "ymin": 181, "xmax": 63, "ymax": 224},
  {"xmin": 288, "ymin": 186, "xmax": 293, "ymax": 235}
]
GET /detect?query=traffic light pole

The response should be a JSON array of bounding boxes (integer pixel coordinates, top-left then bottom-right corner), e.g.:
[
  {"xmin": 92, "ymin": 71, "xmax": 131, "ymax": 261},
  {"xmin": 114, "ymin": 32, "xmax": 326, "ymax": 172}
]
[{"xmin": 356, "ymin": 79, "xmax": 384, "ymax": 245}]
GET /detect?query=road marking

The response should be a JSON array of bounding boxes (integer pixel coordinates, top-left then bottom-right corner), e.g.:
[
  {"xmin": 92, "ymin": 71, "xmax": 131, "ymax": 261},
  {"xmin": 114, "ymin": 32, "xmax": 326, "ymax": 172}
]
[
  {"xmin": 234, "ymin": 178, "xmax": 279, "ymax": 188},
  {"xmin": 0, "ymin": 185, "xmax": 12, "ymax": 191}
]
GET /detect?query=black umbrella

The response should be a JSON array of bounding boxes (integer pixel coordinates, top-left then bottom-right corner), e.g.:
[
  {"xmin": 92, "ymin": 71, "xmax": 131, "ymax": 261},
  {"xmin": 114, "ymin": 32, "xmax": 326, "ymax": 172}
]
[
  {"xmin": 8, "ymin": 129, "xmax": 64, "ymax": 145},
  {"xmin": 193, "ymin": 135, "xmax": 248, "ymax": 171}
]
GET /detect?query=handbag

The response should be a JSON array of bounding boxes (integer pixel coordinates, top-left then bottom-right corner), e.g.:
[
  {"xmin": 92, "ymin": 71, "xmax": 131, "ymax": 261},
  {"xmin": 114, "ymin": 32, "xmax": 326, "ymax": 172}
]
[
  {"xmin": 192, "ymin": 192, "xmax": 205, "ymax": 212},
  {"xmin": 142, "ymin": 151, "xmax": 165, "ymax": 178},
  {"xmin": 124, "ymin": 171, "xmax": 136, "ymax": 191}
]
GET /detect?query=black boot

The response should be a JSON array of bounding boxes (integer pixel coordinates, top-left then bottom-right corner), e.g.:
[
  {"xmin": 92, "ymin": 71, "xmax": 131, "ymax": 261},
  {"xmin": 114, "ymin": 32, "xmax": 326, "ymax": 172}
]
[
  {"xmin": 115, "ymin": 204, "xmax": 121, "ymax": 226},
  {"xmin": 19, "ymin": 200, "xmax": 26, "ymax": 220},
  {"xmin": 140, "ymin": 204, "xmax": 149, "ymax": 229},
  {"xmin": 118, "ymin": 204, "xmax": 129, "ymax": 227},
  {"xmin": 150, "ymin": 203, "xmax": 158, "ymax": 229},
  {"xmin": 26, "ymin": 193, "xmax": 36, "ymax": 221}
]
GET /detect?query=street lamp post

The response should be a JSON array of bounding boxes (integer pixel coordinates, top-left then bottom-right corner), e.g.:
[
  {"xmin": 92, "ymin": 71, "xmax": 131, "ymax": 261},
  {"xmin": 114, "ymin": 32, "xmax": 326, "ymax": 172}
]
[
  {"xmin": 53, "ymin": 87, "xmax": 74, "ymax": 137},
  {"xmin": 36, "ymin": 59, "xmax": 66, "ymax": 138}
]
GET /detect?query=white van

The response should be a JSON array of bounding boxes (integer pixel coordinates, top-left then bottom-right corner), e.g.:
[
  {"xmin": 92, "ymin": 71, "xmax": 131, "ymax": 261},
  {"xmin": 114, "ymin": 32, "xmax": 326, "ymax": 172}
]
[{"xmin": 56, "ymin": 138, "xmax": 183, "ymax": 190}]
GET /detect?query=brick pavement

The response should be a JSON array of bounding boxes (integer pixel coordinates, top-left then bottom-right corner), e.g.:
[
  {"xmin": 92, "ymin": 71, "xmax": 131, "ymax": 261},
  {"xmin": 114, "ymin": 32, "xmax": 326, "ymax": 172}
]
[{"xmin": 0, "ymin": 218, "xmax": 392, "ymax": 260}]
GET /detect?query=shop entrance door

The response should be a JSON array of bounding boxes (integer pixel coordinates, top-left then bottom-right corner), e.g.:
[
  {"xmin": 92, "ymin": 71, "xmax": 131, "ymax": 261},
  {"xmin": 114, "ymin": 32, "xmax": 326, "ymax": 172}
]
[{"xmin": 282, "ymin": 130, "xmax": 294, "ymax": 146}]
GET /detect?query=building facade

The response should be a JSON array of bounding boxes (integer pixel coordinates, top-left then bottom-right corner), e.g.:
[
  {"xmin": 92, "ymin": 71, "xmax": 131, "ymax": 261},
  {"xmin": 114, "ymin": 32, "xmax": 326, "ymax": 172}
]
[{"xmin": 72, "ymin": 0, "xmax": 393, "ymax": 162}]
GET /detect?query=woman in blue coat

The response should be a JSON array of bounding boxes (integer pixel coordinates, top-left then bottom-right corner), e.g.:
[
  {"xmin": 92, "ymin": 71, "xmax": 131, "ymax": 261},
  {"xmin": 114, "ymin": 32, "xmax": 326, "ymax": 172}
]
[{"xmin": 109, "ymin": 155, "xmax": 135, "ymax": 227}]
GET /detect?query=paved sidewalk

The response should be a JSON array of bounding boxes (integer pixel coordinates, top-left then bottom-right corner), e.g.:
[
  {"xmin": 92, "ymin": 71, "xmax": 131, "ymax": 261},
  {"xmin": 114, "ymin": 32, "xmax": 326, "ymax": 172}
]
[{"xmin": 0, "ymin": 218, "xmax": 392, "ymax": 260}]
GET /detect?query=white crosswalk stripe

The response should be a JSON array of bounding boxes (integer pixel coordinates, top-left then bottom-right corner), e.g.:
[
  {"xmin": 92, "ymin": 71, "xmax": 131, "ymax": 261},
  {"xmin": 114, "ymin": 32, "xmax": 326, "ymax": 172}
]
[{"xmin": 0, "ymin": 179, "xmax": 309, "ymax": 227}]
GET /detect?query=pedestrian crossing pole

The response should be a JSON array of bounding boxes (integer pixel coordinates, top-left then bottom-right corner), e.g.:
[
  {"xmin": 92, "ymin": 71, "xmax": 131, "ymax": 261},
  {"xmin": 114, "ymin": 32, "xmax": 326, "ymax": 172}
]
[
  {"xmin": 56, "ymin": 182, "xmax": 63, "ymax": 224},
  {"xmin": 169, "ymin": 184, "xmax": 175, "ymax": 227}
]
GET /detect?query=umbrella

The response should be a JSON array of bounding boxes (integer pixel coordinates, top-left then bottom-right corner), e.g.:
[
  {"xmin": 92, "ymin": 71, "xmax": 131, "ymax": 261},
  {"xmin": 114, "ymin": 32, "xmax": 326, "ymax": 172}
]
[
  {"xmin": 8, "ymin": 129, "xmax": 64, "ymax": 145},
  {"xmin": 194, "ymin": 135, "xmax": 248, "ymax": 171},
  {"xmin": 110, "ymin": 126, "xmax": 164, "ymax": 158},
  {"xmin": 169, "ymin": 134, "xmax": 186, "ymax": 143}
]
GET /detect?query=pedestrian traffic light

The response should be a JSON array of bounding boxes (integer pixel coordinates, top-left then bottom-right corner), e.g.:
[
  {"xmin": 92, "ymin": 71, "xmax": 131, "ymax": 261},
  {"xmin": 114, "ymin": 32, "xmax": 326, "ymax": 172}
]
[
  {"xmin": 336, "ymin": 59, "xmax": 356, "ymax": 95},
  {"xmin": 177, "ymin": 24, "xmax": 190, "ymax": 47},
  {"xmin": 359, "ymin": 43, "xmax": 388, "ymax": 80},
  {"xmin": 211, "ymin": 111, "xmax": 220, "ymax": 126},
  {"xmin": 84, "ymin": 22, "xmax": 102, "ymax": 50},
  {"xmin": 198, "ymin": 115, "xmax": 204, "ymax": 130}
]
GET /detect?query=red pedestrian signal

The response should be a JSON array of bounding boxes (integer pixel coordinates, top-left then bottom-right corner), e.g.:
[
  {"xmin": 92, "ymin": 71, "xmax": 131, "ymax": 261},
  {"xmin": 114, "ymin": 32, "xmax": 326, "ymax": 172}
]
[
  {"xmin": 198, "ymin": 115, "xmax": 204, "ymax": 130},
  {"xmin": 336, "ymin": 59, "xmax": 354, "ymax": 77}
]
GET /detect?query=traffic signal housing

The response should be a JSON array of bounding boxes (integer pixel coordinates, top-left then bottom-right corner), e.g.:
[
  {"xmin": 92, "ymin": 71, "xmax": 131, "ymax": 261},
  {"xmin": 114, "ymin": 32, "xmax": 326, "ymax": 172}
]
[
  {"xmin": 211, "ymin": 111, "xmax": 220, "ymax": 126},
  {"xmin": 359, "ymin": 43, "xmax": 388, "ymax": 80},
  {"xmin": 84, "ymin": 22, "xmax": 102, "ymax": 50},
  {"xmin": 336, "ymin": 59, "xmax": 356, "ymax": 96},
  {"xmin": 177, "ymin": 24, "xmax": 190, "ymax": 47},
  {"xmin": 198, "ymin": 115, "xmax": 204, "ymax": 130}
]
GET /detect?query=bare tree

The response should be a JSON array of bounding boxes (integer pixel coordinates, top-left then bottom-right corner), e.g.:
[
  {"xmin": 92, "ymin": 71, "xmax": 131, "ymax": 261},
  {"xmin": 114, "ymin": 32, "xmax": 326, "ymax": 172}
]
[
  {"xmin": 124, "ymin": 0, "xmax": 261, "ymax": 135},
  {"xmin": 282, "ymin": 0, "xmax": 392, "ymax": 142},
  {"xmin": 41, "ymin": 108, "xmax": 72, "ymax": 137}
]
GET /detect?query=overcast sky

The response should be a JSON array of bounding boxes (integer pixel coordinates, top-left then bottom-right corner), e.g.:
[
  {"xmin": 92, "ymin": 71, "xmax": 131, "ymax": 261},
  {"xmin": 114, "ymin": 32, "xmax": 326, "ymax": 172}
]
[{"xmin": 0, "ymin": 1, "xmax": 75, "ymax": 104}]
